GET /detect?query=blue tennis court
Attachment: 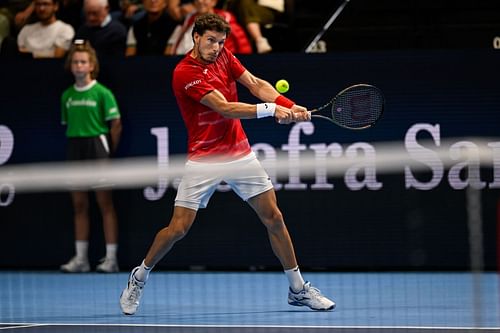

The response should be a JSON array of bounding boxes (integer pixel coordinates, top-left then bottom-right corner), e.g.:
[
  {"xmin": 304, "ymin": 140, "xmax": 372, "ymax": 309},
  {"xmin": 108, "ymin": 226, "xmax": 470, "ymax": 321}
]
[{"xmin": 1, "ymin": 271, "xmax": 499, "ymax": 332}]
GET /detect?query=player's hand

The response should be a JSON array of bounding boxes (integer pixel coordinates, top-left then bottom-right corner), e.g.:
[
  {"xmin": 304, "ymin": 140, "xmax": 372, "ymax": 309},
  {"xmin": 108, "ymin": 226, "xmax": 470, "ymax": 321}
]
[
  {"xmin": 290, "ymin": 104, "xmax": 311, "ymax": 122},
  {"xmin": 275, "ymin": 105, "xmax": 293, "ymax": 124},
  {"xmin": 276, "ymin": 105, "xmax": 311, "ymax": 124}
]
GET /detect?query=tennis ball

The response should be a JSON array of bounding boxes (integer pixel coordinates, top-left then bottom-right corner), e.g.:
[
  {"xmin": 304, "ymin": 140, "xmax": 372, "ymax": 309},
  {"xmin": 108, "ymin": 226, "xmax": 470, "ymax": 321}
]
[{"xmin": 275, "ymin": 79, "xmax": 289, "ymax": 93}]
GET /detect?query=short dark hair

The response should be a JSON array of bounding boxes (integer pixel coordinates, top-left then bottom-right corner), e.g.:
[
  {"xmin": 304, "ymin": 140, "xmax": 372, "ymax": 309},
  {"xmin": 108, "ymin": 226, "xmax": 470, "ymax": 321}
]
[{"xmin": 192, "ymin": 13, "xmax": 231, "ymax": 39}]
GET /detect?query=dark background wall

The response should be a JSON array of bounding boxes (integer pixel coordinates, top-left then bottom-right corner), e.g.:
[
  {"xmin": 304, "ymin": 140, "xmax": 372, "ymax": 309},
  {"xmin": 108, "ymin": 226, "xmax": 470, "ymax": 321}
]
[
  {"xmin": 0, "ymin": 50, "xmax": 499, "ymax": 271},
  {"xmin": 281, "ymin": 0, "xmax": 500, "ymax": 52}
]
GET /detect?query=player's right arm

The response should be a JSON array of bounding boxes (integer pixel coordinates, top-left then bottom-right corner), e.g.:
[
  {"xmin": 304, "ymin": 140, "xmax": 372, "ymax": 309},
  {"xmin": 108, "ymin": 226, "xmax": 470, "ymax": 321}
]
[{"xmin": 200, "ymin": 89, "xmax": 293, "ymax": 122}]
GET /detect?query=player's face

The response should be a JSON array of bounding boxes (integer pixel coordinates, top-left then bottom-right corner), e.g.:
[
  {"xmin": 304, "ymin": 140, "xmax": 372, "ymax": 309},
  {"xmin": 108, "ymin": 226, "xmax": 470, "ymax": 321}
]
[
  {"xmin": 71, "ymin": 51, "xmax": 95, "ymax": 81},
  {"xmin": 194, "ymin": 30, "xmax": 226, "ymax": 64}
]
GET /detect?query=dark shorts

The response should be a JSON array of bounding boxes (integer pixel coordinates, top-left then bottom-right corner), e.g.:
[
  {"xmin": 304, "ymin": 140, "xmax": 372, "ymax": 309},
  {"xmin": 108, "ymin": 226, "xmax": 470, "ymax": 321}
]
[{"xmin": 67, "ymin": 135, "xmax": 110, "ymax": 161}]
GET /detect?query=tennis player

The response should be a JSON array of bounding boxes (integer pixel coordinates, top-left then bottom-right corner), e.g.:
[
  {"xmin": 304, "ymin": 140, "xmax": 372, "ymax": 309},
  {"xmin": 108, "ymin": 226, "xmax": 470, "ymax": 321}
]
[{"xmin": 120, "ymin": 13, "xmax": 335, "ymax": 314}]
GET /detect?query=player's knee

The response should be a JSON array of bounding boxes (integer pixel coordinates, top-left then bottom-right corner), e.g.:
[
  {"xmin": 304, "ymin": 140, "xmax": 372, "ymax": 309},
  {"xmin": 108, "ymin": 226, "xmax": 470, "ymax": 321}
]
[
  {"xmin": 168, "ymin": 223, "xmax": 191, "ymax": 241},
  {"xmin": 262, "ymin": 210, "xmax": 284, "ymax": 231}
]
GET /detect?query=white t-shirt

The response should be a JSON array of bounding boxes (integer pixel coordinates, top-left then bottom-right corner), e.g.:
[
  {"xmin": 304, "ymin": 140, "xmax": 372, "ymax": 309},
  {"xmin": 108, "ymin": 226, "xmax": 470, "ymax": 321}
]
[
  {"xmin": 17, "ymin": 20, "xmax": 75, "ymax": 57},
  {"xmin": 167, "ymin": 23, "xmax": 194, "ymax": 55}
]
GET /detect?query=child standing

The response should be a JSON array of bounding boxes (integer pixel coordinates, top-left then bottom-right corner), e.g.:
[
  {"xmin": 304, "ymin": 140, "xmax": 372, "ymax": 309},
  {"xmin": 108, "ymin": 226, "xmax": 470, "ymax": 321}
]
[{"xmin": 60, "ymin": 40, "xmax": 122, "ymax": 273}]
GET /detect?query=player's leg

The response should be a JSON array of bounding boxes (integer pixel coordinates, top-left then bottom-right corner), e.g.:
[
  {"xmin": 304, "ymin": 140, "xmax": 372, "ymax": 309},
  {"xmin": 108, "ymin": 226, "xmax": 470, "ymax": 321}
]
[
  {"xmin": 120, "ymin": 206, "xmax": 197, "ymax": 315},
  {"xmin": 144, "ymin": 206, "xmax": 197, "ymax": 267},
  {"xmin": 247, "ymin": 190, "xmax": 335, "ymax": 311},
  {"xmin": 60, "ymin": 191, "xmax": 91, "ymax": 272},
  {"xmin": 95, "ymin": 189, "xmax": 119, "ymax": 272},
  {"xmin": 231, "ymin": 151, "xmax": 335, "ymax": 311},
  {"xmin": 247, "ymin": 189, "xmax": 297, "ymax": 270},
  {"xmin": 120, "ymin": 160, "xmax": 219, "ymax": 315}
]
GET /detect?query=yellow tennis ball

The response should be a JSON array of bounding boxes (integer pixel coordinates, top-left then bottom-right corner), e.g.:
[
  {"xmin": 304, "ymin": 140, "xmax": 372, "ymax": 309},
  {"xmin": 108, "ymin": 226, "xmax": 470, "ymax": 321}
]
[{"xmin": 275, "ymin": 79, "xmax": 289, "ymax": 93}]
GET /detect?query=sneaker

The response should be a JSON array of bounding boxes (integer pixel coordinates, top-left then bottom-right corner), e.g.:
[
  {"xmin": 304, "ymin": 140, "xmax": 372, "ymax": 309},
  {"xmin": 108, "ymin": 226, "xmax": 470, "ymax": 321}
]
[
  {"xmin": 256, "ymin": 37, "xmax": 272, "ymax": 54},
  {"xmin": 96, "ymin": 257, "xmax": 119, "ymax": 273},
  {"xmin": 120, "ymin": 267, "xmax": 145, "ymax": 315},
  {"xmin": 288, "ymin": 281, "xmax": 335, "ymax": 311},
  {"xmin": 60, "ymin": 256, "xmax": 90, "ymax": 273}
]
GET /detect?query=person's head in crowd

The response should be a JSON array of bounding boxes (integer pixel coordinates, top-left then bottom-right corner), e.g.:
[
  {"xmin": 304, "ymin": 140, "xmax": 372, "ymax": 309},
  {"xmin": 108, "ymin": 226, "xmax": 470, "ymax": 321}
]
[
  {"xmin": 65, "ymin": 40, "xmax": 100, "ymax": 80},
  {"xmin": 193, "ymin": 0, "xmax": 217, "ymax": 15},
  {"xmin": 83, "ymin": 0, "xmax": 109, "ymax": 27},
  {"xmin": 142, "ymin": 0, "xmax": 167, "ymax": 16},
  {"xmin": 34, "ymin": 0, "xmax": 59, "ymax": 25}
]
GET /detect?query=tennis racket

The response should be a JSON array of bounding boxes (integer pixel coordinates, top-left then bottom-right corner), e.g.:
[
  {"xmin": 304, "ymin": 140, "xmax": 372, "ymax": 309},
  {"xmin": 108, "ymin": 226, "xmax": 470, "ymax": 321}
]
[{"xmin": 309, "ymin": 84, "xmax": 384, "ymax": 129}]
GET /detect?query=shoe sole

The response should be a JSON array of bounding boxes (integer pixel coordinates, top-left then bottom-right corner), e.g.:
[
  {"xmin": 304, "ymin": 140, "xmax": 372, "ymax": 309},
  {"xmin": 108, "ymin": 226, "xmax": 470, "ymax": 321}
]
[{"xmin": 288, "ymin": 300, "xmax": 335, "ymax": 311}]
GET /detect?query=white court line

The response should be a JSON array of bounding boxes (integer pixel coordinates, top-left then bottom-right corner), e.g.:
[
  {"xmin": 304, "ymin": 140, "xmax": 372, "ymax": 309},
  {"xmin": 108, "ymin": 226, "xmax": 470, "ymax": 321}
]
[
  {"xmin": 0, "ymin": 324, "xmax": 48, "ymax": 330},
  {"xmin": 1, "ymin": 323, "xmax": 500, "ymax": 330}
]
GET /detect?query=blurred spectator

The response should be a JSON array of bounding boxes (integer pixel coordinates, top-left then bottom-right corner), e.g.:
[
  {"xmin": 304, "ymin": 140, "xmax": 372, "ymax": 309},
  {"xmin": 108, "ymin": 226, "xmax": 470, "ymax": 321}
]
[
  {"xmin": 110, "ymin": 0, "xmax": 143, "ymax": 28},
  {"xmin": 226, "ymin": 0, "xmax": 284, "ymax": 53},
  {"xmin": 166, "ymin": 0, "xmax": 193, "ymax": 22},
  {"xmin": 13, "ymin": 0, "xmax": 35, "ymax": 28},
  {"xmin": 17, "ymin": 0, "xmax": 75, "ymax": 58},
  {"xmin": 166, "ymin": 0, "xmax": 251, "ymax": 55},
  {"xmin": 125, "ymin": 0, "xmax": 176, "ymax": 56},
  {"xmin": 0, "ymin": 0, "xmax": 36, "ymax": 55},
  {"xmin": 75, "ymin": 0, "xmax": 127, "ymax": 57},
  {"xmin": 58, "ymin": 0, "xmax": 84, "ymax": 31},
  {"xmin": 0, "ymin": 8, "xmax": 10, "ymax": 50}
]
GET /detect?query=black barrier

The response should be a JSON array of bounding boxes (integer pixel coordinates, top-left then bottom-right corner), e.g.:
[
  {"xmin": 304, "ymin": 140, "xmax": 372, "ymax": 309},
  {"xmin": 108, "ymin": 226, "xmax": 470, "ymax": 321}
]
[{"xmin": 0, "ymin": 51, "xmax": 499, "ymax": 270}]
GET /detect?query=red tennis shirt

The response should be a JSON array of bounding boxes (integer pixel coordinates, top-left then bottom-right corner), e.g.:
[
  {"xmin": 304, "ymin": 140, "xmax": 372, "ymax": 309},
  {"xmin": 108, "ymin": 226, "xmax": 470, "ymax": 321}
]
[{"xmin": 172, "ymin": 47, "xmax": 252, "ymax": 161}]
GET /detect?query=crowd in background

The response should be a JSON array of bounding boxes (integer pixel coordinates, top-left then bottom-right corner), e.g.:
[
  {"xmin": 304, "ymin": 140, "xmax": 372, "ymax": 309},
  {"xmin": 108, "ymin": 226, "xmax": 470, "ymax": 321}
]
[{"xmin": 0, "ymin": 0, "xmax": 289, "ymax": 58}]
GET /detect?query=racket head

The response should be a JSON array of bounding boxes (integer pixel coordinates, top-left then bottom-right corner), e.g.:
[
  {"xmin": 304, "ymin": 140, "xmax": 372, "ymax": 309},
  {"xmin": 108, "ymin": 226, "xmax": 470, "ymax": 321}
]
[{"xmin": 313, "ymin": 84, "xmax": 384, "ymax": 130}]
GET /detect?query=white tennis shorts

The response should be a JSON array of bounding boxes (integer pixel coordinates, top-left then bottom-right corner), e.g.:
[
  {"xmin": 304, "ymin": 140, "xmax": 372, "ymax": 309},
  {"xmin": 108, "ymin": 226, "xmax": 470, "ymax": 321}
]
[{"xmin": 175, "ymin": 151, "xmax": 273, "ymax": 211}]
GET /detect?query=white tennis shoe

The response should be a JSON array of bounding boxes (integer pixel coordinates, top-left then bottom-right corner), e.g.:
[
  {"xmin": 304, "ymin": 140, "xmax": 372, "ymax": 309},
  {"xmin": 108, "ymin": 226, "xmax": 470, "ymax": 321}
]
[
  {"xmin": 96, "ymin": 257, "xmax": 119, "ymax": 273},
  {"xmin": 60, "ymin": 256, "xmax": 90, "ymax": 273},
  {"xmin": 288, "ymin": 281, "xmax": 335, "ymax": 311},
  {"xmin": 120, "ymin": 267, "xmax": 145, "ymax": 315}
]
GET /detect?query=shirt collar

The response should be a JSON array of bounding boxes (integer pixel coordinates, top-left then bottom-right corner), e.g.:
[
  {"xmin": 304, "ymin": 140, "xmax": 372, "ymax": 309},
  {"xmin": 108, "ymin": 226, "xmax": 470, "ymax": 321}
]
[{"xmin": 101, "ymin": 14, "xmax": 111, "ymax": 27}]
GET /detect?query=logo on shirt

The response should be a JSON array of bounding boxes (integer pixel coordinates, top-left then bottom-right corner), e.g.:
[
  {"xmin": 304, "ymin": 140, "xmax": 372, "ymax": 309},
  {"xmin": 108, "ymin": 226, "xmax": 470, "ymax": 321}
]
[
  {"xmin": 66, "ymin": 97, "xmax": 97, "ymax": 109},
  {"xmin": 185, "ymin": 79, "xmax": 202, "ymax": 90}
]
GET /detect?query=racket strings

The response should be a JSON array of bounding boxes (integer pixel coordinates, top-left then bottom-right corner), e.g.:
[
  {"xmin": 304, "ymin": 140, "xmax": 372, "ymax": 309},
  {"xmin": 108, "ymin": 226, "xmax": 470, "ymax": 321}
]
[{"xmin": 332, "ymin": 88, "xmax": 384, "ymax": 129}]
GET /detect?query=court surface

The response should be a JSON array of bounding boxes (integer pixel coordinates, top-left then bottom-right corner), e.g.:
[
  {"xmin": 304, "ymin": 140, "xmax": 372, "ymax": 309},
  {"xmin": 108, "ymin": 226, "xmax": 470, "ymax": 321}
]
[{"xmin": 1, "ymin": 271, "xmax": 499, "ymax": 332}]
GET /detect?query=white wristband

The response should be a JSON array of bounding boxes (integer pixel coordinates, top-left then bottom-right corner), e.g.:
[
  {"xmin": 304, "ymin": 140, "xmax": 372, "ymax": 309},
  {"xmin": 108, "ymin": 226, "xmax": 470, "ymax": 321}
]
[{"xmin": 256, "ymin": 103, "xmax": 276, "ymax": 118}]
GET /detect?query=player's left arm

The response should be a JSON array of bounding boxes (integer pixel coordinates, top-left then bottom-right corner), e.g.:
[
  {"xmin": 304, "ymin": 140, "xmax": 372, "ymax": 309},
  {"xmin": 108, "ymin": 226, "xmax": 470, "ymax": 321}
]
[
  {"xmin": 236, "ymin": 70, "xmax": 279, "ymax": 103},
  {"xmin": 236, "ymin": 70, "xmax": 310, "ymax": 122}
]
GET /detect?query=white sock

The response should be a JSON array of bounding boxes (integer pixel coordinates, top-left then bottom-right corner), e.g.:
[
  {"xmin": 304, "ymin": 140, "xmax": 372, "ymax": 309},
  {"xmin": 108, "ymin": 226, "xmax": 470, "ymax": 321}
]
[
  {"xmin": 285, "ymin": 266, "xmax": 305, "ymax": 293},
  {"xmin": 134, "ymin": 259, "xmax": 153, "ymax": 282},
  {"xmin": 105, "ymin": 243, "xmax": 118, "ymax": 261},
  {"xmin": 75, "ymin": 241, "xmax": 88, "ymax": 261}
]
